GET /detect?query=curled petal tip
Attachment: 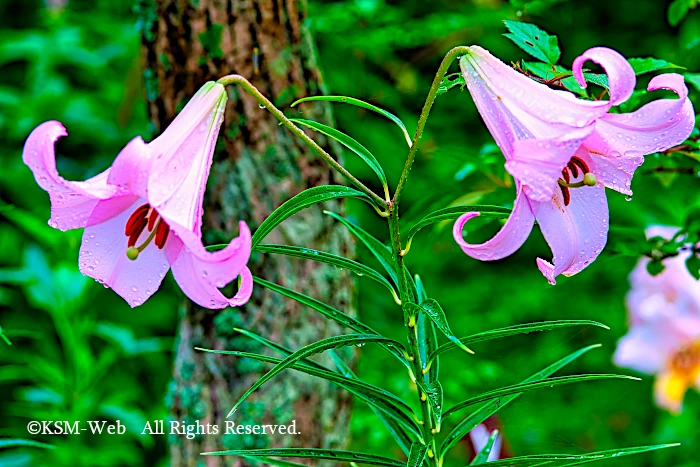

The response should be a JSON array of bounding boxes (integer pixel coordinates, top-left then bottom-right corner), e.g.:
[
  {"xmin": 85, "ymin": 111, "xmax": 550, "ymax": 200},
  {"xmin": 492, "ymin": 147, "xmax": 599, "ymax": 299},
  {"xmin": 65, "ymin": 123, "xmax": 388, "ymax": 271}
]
[{"xmin": 536, "ymin": 258, "xmax": 557, "ymax": 285}]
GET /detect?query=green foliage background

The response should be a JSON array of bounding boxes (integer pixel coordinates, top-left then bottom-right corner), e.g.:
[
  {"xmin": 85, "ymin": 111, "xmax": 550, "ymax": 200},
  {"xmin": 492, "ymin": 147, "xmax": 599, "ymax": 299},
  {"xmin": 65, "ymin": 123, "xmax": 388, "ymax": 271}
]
[{"xmin": 1, "ymin": 0, "xmax": 699, "ymax": 466}]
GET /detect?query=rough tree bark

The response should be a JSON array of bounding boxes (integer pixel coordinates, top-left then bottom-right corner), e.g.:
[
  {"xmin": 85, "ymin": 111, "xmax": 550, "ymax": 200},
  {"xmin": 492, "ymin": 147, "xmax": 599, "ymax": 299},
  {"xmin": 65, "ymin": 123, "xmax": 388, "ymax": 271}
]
[{"xmin": 138, "ymin": 1, "xmax": 355, "ymax": 465}]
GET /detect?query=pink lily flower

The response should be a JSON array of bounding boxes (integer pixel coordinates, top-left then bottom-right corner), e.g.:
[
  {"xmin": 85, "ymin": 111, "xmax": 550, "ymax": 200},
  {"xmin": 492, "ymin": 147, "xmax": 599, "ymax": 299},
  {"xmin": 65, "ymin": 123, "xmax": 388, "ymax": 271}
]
[
  {"xmin": 614, "ymin": 226, "xmax": 700, "ymax": 413},
  {"xmin": 22, "ymin": 82, "xmax": 253, "ymax": 308},
  {"xmin": 453, "ymin": 46, "xmax": 695, "ymax": 284}
]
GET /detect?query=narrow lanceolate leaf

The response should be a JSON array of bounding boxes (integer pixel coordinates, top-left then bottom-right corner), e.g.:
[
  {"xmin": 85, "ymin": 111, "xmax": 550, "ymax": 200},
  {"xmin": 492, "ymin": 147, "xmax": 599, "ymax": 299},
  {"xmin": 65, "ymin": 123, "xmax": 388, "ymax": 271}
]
[
  {"xmin": 439, "ymin": 345, "xmax": 602, "ymax": 458},
  {"xmin": 252, "ymin": 186, "xmax": 370, "ymax": 247},
  {"xmin": 503, "ymin": 20, "xmax": 561, "ymax": 64},
  {"xmin": 227, "ymin": 334, "xmax": 406, "ymax": 417},
  {"xmin": 416, "ymin": 380, "xmax": 444, "ymax": 426},
  {"xmin": 239, "ymin": 455, "xmax": 308, "ymax": 467},
  {"xmin": 255, "ymin": 244, "xmax": 399, "ymax": 304},
  {"xmin": 428, "ymin": 320, "xmax": 609, "ymax": 363},
  {"xmin": 198, "ymin": 348, "xmax": 421, "ymax": 440},
  {"xmin": 404, "ymin": 205, "xmax": 511, "ymax": 253},
  {"xmin": 412, "ymin": 299, "xmax": 473, "ymax": 354},
  {"xmin": 443, "ymin": 374, "xmax": 640, "ymax": 419},
  {"xmin": 627, "ymin": 57, "xmax": 684, "ymax": 75},
  {"xmin": 325, "ymin": 211, "xmax": 399, "ymax": 286},
  {"xmin": 471, "ymin": 443, "xmax": 680, "ymax": 467},
  {"xmin": 415, "ymin": 276, "xmax": 440, "ymax": 381},
  {"xmin": 292, "ymin": 95, "xmax": 412, "ymax": 148},
  {"xmin": 469, "ymin": 430, "xmax": 499, "ymax": 465},
  {"xmin": 0, "ymin": 439, "xmax": 54, "ymax": 450},
  {"xmin": 202, "ymin": 448, "xmax": 405, "ymax": 467},
  {"xmin": 407, "ymin": 442, "xmax": 429, "ymax": 467},
  {"xmin": 290, "ymin": 118, "xmax": 390, "ymax": 200},
  {"xmin": 525, "ymin": 443, "xmax": 680, "ymax": 467},
  {"xmin": 329, "ymin": 351, "xmax": 415, "ymax": 455},
  {"xmin": 253, "ymin": 277, "xmax": 410, "ymax": 370}
]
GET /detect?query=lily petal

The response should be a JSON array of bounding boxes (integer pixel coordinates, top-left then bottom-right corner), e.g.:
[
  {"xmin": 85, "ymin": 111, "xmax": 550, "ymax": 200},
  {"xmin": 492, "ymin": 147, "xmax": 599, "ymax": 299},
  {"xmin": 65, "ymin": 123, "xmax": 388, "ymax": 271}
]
[
  {"xmin": 583, "ymin": 74, "xmax": 694, "ymax": 195},
  {"xmin": 613, "ymin": 325, "xmax": 669, "ymax": 375},
  {"xmin": 169, "ymin": 222, "xmax": 253, "ymax": 309},
  {"xmin": 79, "ymin": 198, "xmax": 170, "ymax": 307},
  {"xmin": 572, "ymin": 47, "xmax": 636, "ymax": 106},
  {"xmin": 535, "ymin": 155, "xmax": 608, "ymax": 284},
  {"xmin": 148, "ymin": 82, "xmax": 228, "ymax": 235},
  {"xmin": 506, "ymin": 125, "xmax": 595, "ymax": 202},
  {"xmin": 654, "ymin": 369, "xmax": 688, "ymax": 414},
  {"xmin": 453, "ymin": 187, "xmax": 536, "ymax": 261},
  {"xmin": 107, "ymin": 136, "xmax": 153, "ymax": 199},
  {"xmin": 22, "ymin": 121, "xmax": 120, "ymax": 231}
]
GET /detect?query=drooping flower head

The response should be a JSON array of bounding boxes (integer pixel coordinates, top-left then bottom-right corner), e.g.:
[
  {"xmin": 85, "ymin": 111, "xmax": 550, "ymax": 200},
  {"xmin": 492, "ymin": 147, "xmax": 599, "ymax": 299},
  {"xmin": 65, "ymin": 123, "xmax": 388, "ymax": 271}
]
[
  {"xmin": 23, "ymin": 82, "xmax": 253, "ymax": 308},
  {"xmin": 614, "ymin": 226, "xmax": 700, "ymax": 413},
  {"xmin": 454, "ymin": 46, "xmax": 695, "ymax": 284}
]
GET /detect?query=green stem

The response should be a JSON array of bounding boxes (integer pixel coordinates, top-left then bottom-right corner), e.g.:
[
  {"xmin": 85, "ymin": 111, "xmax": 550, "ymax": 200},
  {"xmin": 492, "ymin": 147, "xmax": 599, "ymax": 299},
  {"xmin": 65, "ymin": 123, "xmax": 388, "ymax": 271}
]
[
  {"xmin": 216, "ymin": 75, "xmax": 389, "ymax": 211},
  {"xmin": 393, "ymin": 46, "xmax": 471, "ymax": 206},
  {"xmin": 387, "ymin": 207, "xmax": 438, "ymax": 465}
]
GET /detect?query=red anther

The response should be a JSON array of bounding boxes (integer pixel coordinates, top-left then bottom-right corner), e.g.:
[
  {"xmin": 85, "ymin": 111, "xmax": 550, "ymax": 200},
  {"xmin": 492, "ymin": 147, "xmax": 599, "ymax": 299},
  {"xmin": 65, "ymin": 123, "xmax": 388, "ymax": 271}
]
[
  {"xmin": 147, "ymin": 209, "xmax": 159, "ymax": 231},
  {"xmin": 570, "ymin": 156, "xmax": 589, "ymax": 174},
  {"xmin": 562, "ymin": 167, "xmax": 571, "ymax": 183},
  {"xmin": 127, "ymin": 219, "xmax": 148, "ymax": 247},
  {"xmin": 125, "ymin": 204, "xmax": 149, "ymax": 236},
  {"xmin": 155, "ymin": 221, "xmax": 170, "ymax": 249},
  {"xmin": 561, "ymin": 186, "xmax": 571, "ymax": 206},
  {"xmin": 567, "ymin": 161, "xmax": 579, "ymax": 178}
]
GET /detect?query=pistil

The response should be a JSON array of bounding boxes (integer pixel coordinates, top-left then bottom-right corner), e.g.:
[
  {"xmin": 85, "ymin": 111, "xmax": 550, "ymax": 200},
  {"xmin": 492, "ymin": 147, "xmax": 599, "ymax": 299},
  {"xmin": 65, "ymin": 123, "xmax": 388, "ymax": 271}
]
[{"xmin": 124, "ymin": 205, "xmax": 171, "ymax": 260}]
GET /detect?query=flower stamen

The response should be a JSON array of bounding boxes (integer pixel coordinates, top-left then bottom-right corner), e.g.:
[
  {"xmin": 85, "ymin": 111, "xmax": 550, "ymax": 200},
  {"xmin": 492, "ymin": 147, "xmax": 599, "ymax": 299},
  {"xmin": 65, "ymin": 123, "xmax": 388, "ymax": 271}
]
[
  {"xmin": 124, "ymin": 204, "xmax": 171, "ymax": 260},
  {"xmin": 557, "ymin": 156, "xmax": 596, "ymax": 206}
]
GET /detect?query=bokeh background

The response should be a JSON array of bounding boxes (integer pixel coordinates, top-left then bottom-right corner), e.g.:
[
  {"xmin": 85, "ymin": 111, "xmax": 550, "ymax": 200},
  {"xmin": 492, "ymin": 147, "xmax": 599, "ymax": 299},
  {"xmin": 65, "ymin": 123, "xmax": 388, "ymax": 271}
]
[{"xmin": 1, "ymin": 0, "xmax": 699, "ymax": 466}]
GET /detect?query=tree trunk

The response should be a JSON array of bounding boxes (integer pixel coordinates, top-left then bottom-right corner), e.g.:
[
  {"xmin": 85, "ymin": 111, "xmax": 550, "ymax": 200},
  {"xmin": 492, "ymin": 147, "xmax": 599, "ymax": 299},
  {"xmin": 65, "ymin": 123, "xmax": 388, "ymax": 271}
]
[{"xmin": 138, "ymin": 1, "xmax": 355, "ymax": 465}]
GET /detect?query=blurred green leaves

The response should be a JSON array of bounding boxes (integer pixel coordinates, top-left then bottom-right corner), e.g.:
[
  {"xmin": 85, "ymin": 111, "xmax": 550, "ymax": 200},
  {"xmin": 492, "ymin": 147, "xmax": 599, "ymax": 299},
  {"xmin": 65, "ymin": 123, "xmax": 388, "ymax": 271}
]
[{"xmin": 503, "ymin": 21, "xmax": 561, "ymax": 64}]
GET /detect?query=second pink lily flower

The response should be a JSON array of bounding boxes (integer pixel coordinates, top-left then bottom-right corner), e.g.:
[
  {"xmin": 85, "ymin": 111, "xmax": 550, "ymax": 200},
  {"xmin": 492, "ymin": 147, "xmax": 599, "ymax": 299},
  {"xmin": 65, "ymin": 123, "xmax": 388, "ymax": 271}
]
[
  {"xmin": 453, "ymin": 46, "xmax": 695, "ymax": 284},
  {"xmin": 23, "ymin": 82, "xmax": 253, "ymax": 308}
]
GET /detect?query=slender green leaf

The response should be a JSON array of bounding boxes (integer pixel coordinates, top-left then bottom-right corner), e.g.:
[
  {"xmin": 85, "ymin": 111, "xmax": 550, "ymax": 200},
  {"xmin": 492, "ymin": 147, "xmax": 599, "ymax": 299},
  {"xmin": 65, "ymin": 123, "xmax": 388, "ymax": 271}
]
[
  {"xmin": 627, "ymin": 57, "xmax": 684, "ymax": 75},
  {"xmin": 253, "ymin": 277, "xmax": 411, "ymax": 370},
  {"xmin": 503, "ymin": 21, "xmax": 561, "ymax": 64},
  {"xmin": 0, "ymin": 439, "xmax": 55, "ymax": 450},
  {"xmin": 290, "ymin": 118, "xmax": 389, "ymax": 199},
  {"xmin": 405, "ymin": 205, "xmax": 511, "ymax": 253},
  {"xmin": 415, "ymin": 276, "xmax": 439, "ymax": 381},
  {"xmin": 325, "ymin": 211, "xmax": 399, "ymax": 286},
  {"xmin": 668, "ymin": 0, "xmax": 692, "ymax": 26},
  {"xmin": 471, "ymin": 443, "xmax": 680, "ymax": 466},
  {"xmin": 444, "ymin": 374, "xmax": 639, "ymax": 419},
  {"xmin": 198, "ymin": 348, "xmax": 421, "ymax": 439},
  {"xmin": 252, "ymin": 186, "xmax": 370, "ymax": 247},
  {"xmin": 407, "ymin": 442, "xmax": 429, "ymax": 467},
  {"xmin": 469, "ymin": 429, "xmax": 500, "ymax": 465},
  {"xmin": 439, "ymin": 344, "xmax": 601, "ymax": 458},
  {"xmin": 583, "ymin": 73, "xmax": 609, "ymax": 90},
  {"xmin": 292, "ymin": 95, "xmax": 412, "ymax": 147},
  {"xmin": 256, "ymin": 244, "xmax": 399, "ymax": 303},
  {"xmin": 428, "ymin": 320, "xmax": 609, "ymax": 363},
  {"xmin": 416, "ymin": 379, "xmax": 443, "ymax": 426},
  {"xmin": 411, "ymin": 299, "xmax": 473, "ymax": 354},
  {"xmin": 240, "ymin": 456, "xmax": 308, "ymax": 467},
  {"xmin": 202, "ymin": 448, "xmax": 405, "ymax": 467},
  {"xmin": 329, "ymin": 350, "xmax": 414, "ymax": 455},
  {"xmin": 227, "ymin": 334, "xmax": 405, "ymax": 416}
]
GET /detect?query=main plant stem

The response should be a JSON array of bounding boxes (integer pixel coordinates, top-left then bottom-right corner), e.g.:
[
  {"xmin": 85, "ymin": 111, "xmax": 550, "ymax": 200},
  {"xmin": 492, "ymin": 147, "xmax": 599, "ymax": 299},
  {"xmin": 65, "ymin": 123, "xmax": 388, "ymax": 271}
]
[{"xmin": 388, "ymin": 46, "xmax": 470, "ymax": 465}]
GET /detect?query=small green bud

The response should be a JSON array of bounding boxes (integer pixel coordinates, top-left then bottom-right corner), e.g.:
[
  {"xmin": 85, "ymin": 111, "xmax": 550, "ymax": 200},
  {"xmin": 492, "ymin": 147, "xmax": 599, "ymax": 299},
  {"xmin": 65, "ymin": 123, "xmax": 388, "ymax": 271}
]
[
  {"xmin": 583, "ymin": 173, "xmax": 597, "ymax": 186},
  {"xmin": 126, "ymin": 247, "xmax": 140, "ymax": 261}
]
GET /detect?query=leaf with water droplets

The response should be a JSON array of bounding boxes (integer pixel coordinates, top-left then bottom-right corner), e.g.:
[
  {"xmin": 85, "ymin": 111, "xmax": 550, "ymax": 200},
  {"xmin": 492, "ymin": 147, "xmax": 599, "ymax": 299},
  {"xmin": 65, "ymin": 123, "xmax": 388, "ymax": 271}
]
[
  {"xmin": 407, "ymin": 442, "xmax": 429, "ymax": 467},
  {"xmin": 469, "ymin": 429, "xmax": 499, "ymax": 465},
  {"xmin": 503, "ymin": 21, "xmax": 561, "ymax": 64},
  {"xmin": 202, "ymin": 448, "xmax": 406, "ymax": 466}
]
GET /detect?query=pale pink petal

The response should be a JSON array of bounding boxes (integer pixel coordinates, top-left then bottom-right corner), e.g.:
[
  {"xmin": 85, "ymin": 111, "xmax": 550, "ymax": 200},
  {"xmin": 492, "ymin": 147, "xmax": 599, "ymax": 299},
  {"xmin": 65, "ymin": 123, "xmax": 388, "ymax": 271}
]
[
  {"xmin": 148, "ymin": 82, "xmax": 227, "ymax": 235},
  {"xmin": 22, "ymin": 121, "xmax": 120, "ymax": 231},
  {"xmin": 463, "ymin": 47, "xmax": 609, "ymax": 134},
  {"xmin": 169, "ymin": 221, "xmax": 253, "ymax": 309},
  {"xmin": 613, "ymin": 326, "xmax": 670, "ymax": 375},
  {"xmin": 453, "ymin": 187, "xmax": 536, "ymax": 261},
  {"xmin": 79, "ymin": 198, "xmax": 170, "ymax": 307},
  {"xmin": 572, "ymin": 47, "xmax": 636, "ymax": 106},
  {"xmin": 583, "ymin": 74, "xmax": 694, "ymax": 195},
  {"xmin": 469, "ymin": 424, "xmax": 501, "ymax": 462},
  {"xmin": 506, "ymin": 125, "xmax": 595, "ymax": 202},
  {"xmin": 106, "ymin": 136, "xmax": 153, "ymax": 199},
  {"xmin": 534, "ymin": 155, "xmax": 608, "ymax": 284}
]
